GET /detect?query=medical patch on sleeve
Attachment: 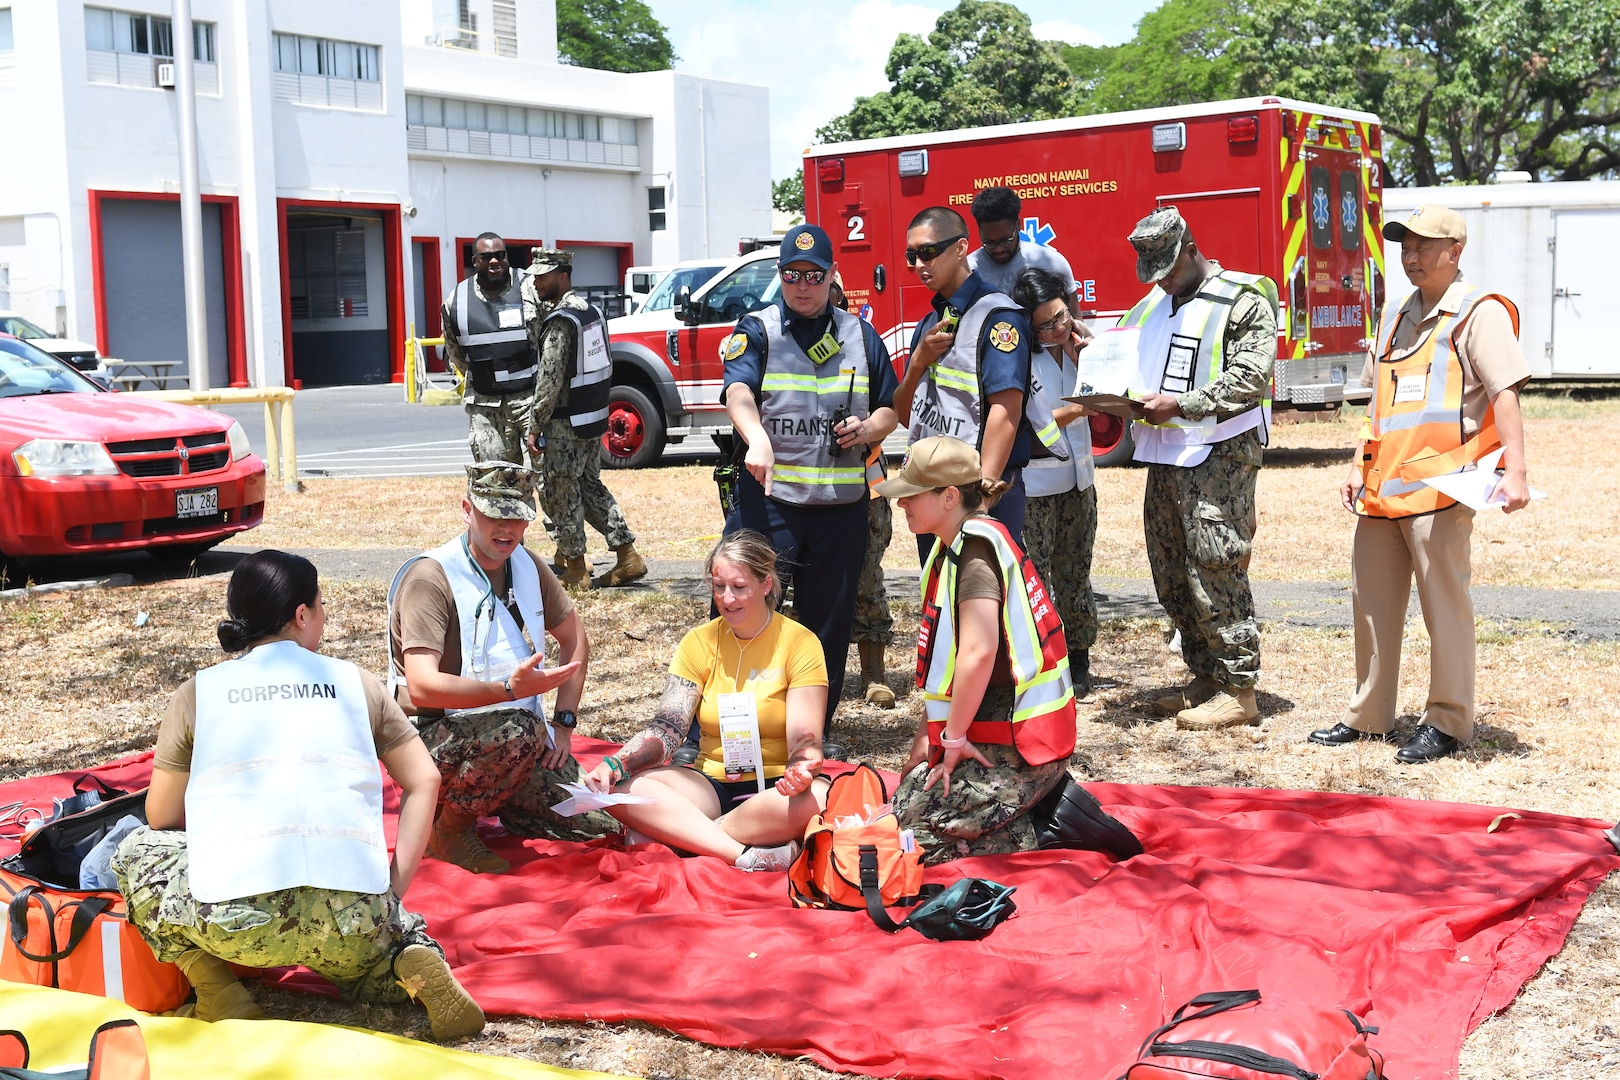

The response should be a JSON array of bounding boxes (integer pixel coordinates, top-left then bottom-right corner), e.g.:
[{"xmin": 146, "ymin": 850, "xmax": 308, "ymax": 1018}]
[
  {"xmin": 723, "ymin": 333, "xmax": 749, "ymax": 362},
  {"xmin": 989, "ymin": 321, "xmax": 1020, "ymax": 352}
]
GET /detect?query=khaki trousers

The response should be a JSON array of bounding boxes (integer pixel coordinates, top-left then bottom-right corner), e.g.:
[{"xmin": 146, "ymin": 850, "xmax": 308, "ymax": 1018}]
[{"xmin": 1347, "ymin": 504, "xmax": 1476, "ymax": 740}]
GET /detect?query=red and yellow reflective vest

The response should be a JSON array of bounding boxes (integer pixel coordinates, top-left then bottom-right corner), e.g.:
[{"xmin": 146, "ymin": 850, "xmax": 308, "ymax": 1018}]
[
  {"xmin": 916, "ymin": 517, "xmax": 1076, "ymax": 765},
  {"xmin": 1357, "ymin": 287, "xmax": 1520, "ymax": 518}
]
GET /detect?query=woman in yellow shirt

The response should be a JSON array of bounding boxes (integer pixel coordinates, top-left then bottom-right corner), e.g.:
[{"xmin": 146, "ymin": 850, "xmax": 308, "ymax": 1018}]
[{"xmin": 584, "ymin": 531, "xmax": 829, "ymax": 871}]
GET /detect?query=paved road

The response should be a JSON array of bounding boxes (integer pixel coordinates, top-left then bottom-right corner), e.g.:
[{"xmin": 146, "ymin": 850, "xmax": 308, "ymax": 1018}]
[{"xmin": 14, "ymin": 545, "xmax": 1615, "ymax": 642}]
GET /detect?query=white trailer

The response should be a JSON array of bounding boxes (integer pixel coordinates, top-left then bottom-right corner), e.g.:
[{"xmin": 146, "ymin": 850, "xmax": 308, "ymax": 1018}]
[{"xmin": 1382, "ymin": 181, "xmax": 1620, "ymax": 378}]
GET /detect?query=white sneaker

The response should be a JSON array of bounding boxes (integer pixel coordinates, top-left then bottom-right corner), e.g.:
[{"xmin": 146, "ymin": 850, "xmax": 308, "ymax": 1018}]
[
  {"xmin": 624, "ymin": 827, "xmax": 655, "ymax": 846},
  {"xmin": 733, "ymin": 841, "xmax": 799, "ymax": 872}
]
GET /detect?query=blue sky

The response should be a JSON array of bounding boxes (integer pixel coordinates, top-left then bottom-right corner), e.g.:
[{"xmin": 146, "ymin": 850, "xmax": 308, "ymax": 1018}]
[{"xmin": 645, "ymin": 1, "xmax": 1165, "ymax": 179}]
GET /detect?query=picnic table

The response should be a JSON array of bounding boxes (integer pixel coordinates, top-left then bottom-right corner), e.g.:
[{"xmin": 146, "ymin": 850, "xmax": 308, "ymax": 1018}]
[{"xmin": 104, "ymin": 359, "xmax": 187, "ymax": 391}]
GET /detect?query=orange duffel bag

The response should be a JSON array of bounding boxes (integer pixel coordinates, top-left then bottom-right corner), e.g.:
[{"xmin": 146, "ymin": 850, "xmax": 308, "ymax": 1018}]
[
  {"xmin": 0, "ymin": 788, "xmax": 189, "ymax": 1013},
  {"xmin": 788, "ymin": 763, "xmax": 924, "ymax": 912}
]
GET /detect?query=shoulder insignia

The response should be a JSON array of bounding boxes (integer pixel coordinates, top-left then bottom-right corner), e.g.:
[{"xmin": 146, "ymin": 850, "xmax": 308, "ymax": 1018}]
[
  {"xmin": 989, "ymin": 321, "xmax": 1020, "ymax": 353},
  {"xmin": 723, "ymin": 333, "xmax": 749, "ymax": 362}
]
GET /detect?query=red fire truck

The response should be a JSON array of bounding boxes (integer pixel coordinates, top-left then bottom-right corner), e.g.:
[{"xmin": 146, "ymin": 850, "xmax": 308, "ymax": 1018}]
[
  {"xmin": 804, "ymin": 96, "xmax": 1386, "ymax": 463},
  {"xmin": 600, "ymin": 97, "xmax": 1384, "ymax": 468}
]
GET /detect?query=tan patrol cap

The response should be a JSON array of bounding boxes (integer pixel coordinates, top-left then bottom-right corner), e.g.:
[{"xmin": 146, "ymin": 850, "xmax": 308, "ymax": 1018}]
[
  {"xmin": 1382, "ymin": 204, "xmax": 1467, "ymax": 244},
  {"xmin": 875, "ymin": 436, "xmax": 981, "ymax": 498}
]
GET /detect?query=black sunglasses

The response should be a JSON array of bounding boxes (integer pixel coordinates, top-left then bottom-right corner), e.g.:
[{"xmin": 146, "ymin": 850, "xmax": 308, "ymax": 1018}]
[
  {"xmin": 779, "ymin": 268, "xmax": 828, "ymax": 285},
  {"xmin": 905, "ymin": 235, "xmax": 966, "ymax": 266},
  {"xmin": 473, "ymin": 251, "xmax": 509, "ymax": 263}
]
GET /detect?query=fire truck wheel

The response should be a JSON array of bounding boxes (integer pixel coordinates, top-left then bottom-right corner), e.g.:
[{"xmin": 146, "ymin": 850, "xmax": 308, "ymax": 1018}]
[
  {"xmin": 1089, "ymin": 412, "xmax": 1135, "ymax": 468},
  {"xmin": 599, "ymin": 384, "xmax": 666, "ymax": 470}
]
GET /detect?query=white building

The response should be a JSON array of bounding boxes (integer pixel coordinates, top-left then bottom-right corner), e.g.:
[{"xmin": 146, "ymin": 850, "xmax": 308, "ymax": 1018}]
[{"xmin": 0, "ymin": 0, "xmax": 771, "ymax": 387}]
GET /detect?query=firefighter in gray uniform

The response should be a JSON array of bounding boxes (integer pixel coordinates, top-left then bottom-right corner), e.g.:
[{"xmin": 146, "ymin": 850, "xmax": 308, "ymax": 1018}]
[
  {"xmin": 525, "ymin": 248, "xmax": 647, "ymax": 590},
  {"xmin": 722, "ymin": 224, "xmax": 900, "ymax": 758},
  {"xmin": 441, "ymin": 232, "xmax": 540, "ymax": 467}
]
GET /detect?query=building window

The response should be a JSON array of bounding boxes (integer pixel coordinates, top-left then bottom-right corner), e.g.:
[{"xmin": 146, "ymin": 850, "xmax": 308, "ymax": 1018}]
[
  {"xmin": 404, "ymin": 93, "xmax": 641, "ymax": 167},
  {"xmin": 0, "ymin": 9, "xmax": 14, "ymax": 52},
  {"xmin": 85, "ymin": 7, "xmax": 217, "ymax": 91},
  {"xmin": 492, "ymin": 0, "xmax": 518, "ymax": 57},
  {"xmin": 0, "ymin": 10, "xmax": 13, "ymax": 90},
  {"xmin": 648, "ymin": 187, "xmax": 666, "ymax": 232},
  {"xmin": 288, "ymin": 226, "xmax": 368, "ymax": 320},
  {"xmin": 272, "ymin": 33, "xmax": 382, "ymax": 110}
]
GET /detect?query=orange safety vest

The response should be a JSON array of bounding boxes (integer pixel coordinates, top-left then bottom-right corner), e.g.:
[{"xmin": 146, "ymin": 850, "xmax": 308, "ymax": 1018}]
[{"xmin": 1357, "ymin": 287, "xmax": 1520, "ymax": 519}]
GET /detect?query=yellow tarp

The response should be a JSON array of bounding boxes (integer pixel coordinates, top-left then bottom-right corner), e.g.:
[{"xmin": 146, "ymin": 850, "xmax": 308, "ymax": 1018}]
[{"xmin": 0, "ymin": 984, "xmax": 633, "ymax": 1080}]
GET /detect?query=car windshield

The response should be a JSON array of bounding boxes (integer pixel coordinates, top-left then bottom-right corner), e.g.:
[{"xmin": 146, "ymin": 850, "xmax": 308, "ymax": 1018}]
[
  {"xmin": 0, "ymin": 315, "xmax": 53, "ymax": 341},
  {"xmin": 698, "ymin": 259, "xmax": 781, "ymax": 324},
  {"xmin": 0, "ymin": 337, "xmax": 99, "ymax": 398},
  {"xmin": 641, "ymin": 265, "xmax": 723, "ymax": 312}
]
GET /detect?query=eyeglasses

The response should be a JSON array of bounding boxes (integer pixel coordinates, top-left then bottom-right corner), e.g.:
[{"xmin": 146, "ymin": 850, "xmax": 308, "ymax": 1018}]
[
  {"xmin": 980, "ymin": 233, "xmax": 1020, "ymax": 251},
  {"xmin": 779, "ymin": 268, "xmax": 828, "ymax": 285},
  {"xmin": 1034, "ymin": 310, "xmax": 1071, "ymax": 336},
  {"xmin": 473, "ymin": 251, "xmax": 509, "ymax": 263},
  {"xmin": 905, "ymin": 235, "xmax": 966, "ymax": 266}
]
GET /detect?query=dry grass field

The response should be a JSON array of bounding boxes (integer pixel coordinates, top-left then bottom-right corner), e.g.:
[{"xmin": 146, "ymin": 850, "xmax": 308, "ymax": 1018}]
[{"xmin": 2, "ymin": 394, "xmax": 1617, "ymax": 1078}]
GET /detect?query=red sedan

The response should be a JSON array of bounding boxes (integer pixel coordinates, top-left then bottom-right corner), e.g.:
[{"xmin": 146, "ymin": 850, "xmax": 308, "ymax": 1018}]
[{"xmin": 0, "ymin": 335, "xmax": 265, "ymax": 563}]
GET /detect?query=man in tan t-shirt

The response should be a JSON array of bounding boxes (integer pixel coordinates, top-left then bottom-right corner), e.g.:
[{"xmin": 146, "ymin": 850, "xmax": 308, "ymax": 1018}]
[
  {"xmin": 1310, "ymin": 204, "xmax": 1532, "ymax": 764},
  {"xmin": 388, "ymin": 462, "xmax": 618, "ymax": 874}
]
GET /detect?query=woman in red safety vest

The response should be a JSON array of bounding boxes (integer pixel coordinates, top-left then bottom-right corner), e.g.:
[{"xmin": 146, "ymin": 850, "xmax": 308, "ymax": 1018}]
[{"xmin": 877, "ymin": 436, "xmax": 1077, "ymax": 864}]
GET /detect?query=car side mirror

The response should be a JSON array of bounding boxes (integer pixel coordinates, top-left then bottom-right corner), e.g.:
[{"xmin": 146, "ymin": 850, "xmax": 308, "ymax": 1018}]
[{"xmin": 676, "ymin": 285, "xmax": 697, "ymax": 325}]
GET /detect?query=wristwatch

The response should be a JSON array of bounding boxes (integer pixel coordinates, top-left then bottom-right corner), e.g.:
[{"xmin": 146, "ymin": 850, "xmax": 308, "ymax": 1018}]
[{"xmin": 552, "ymin": 709, "xmax": 579, "ymax": 729}]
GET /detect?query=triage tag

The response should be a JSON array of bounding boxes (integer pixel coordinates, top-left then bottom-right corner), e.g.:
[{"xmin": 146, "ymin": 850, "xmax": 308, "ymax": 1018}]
[
  {"xmin": 1393, "ymin": 372, "xmax": 1428, "ymax": 404},
  {"xmin": 497, "ymin": 305, "xmax": 523, "ymax": 329},
  {"xmin": 807, "ymin": 332, "xmax": 842, "ymax": 366},
  {"xmin": 717, "ymin": 691, "xmax": 765, "ymax": 792}
]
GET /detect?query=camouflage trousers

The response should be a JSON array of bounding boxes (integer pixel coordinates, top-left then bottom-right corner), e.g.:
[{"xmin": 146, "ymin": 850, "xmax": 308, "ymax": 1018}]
[
  {"xmin": 415, "ymin": 706, "xmax": 620, "ymax": 840},
  {"xmin": 466, "ymin": 392, "xmax": 534, "ymax": 468},
  {"xmin": 538, "ymin": 418, "xmax": 636, "ymax": 559},
  {"xmin": 1143, "ymin": 446, "xmax": 1261, "ymax": 690},
  {"xmin": 1024, "ymin": 483, "xmax": 1099, "ymax": 655},
  {"xmin": 892, "ymin": 687, "xmax": 1071, "ymax": 865},
  {"xmin": 112, "ymin": 827, "xmax": 436, "ymax": 1004},
  {"xmin": 851, "ymin": 495, "xmax": 894, "ymax": 645}
]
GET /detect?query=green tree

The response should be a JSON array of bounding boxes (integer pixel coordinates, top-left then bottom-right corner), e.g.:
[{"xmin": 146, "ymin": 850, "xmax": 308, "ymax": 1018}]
[
  {"xmin": 556, "ymin": 0, "xmax": 676, "ymax": 73},
  {"xmin": 772, "ymin": 174, "xmax": 805, "ymax": 216},
  {"xmin": 1067, "ymin": 0, "xmax": 1245, "ymax": 115},
  {"xmin": 815, "ymin": 1, "xmax": 1072, "ymax": 141}
]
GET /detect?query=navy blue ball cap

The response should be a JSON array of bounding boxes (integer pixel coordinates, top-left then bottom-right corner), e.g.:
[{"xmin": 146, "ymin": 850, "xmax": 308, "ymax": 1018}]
[{"xmin": 779, "ymin": 224, "xmax": 833, "ymax": 270}]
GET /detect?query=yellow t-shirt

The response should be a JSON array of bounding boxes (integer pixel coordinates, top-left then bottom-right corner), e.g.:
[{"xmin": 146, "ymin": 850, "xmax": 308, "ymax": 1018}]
[{"xmin": 670, "ymin": 614, "xmax": 828, "ymax": 781}]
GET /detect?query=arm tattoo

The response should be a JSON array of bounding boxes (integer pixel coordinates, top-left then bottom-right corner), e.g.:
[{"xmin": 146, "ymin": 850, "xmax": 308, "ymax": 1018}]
[
  {"xmin": 618, "ymin": 674, "xmax": 700, "ymax": 773},
  {"xmin": 786, "ymin": 729, "xmax": 821, "ymax": 767}
]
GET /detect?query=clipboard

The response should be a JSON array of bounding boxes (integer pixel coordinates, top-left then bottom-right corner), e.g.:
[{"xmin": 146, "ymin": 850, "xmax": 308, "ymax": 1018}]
[{"xmin": 1063, "ymin": 393, "xmax": 1146, "ymax": 420}]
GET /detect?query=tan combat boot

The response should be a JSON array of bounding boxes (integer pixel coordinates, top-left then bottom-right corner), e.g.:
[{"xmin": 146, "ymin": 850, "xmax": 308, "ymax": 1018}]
[
  {"xmin": 1151, "ymin": 674, "xmax": 1219, "ymax": 717},
  {"xmin": 558, "ymin": 555, "xmax": 591, "ymax": 591},
  {"xmin": 175, "ymin": 949, "xmax": 263, "ymax": 1022},
  {"xmin": 427, "ymin": 810, "xmax": 510, "ymax": 874},
  {"xmin": 593, "ymin": 543, "xmax": 648, "ymax": 587},
  {"xmin": 394, "ymin": 944, "xmax": 486, "ymax": 1041},
  {"xmin": 858, "ymin": 641, "xmax": 895, "ymax": 708},
  {"xmin": 1176, "ymin": 687, "xmax": 1261, "ymax": 730}
]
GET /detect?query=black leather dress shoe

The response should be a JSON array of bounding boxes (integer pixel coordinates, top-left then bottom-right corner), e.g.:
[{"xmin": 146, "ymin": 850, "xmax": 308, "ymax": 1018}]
[
  {"xmin": 820, "ymin": 742, "xmax": 850, "ymax": 763},
  {"xmin": 1395, "ymin": 724, "xmax": 1460, "ymax": 763},
  {"xmin": 1308, "ymin": 722, "xmax": 1390, "ymax": 746}
]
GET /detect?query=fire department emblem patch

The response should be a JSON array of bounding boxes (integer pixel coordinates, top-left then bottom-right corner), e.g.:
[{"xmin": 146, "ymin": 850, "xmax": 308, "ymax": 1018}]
[
  {"xmin": 722, "ymin": 333, "xmax": 748, "ymax": 362},
  {"xmin": 795, "ymin": 232, "xmax": 816, "ymax": 250},
  {"xmin": 989, "ymin": 321, "xmax": 1020, "ymax": 352}
]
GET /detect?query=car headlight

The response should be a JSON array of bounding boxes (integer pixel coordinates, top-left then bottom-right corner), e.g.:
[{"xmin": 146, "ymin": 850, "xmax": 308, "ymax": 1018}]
[
  {"xmin": 226, "ymin": 420, "xmax": 252, "ymax": 461},
  {"xmin": 13, "ymin": 439, "xmax": 120, "ymax": 477}
]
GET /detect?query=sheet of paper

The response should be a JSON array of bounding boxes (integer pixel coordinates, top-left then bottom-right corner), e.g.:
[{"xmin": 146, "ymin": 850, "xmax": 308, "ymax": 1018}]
[
  {"xmin": 1418, "ymin": 448, "xmax": 1548, "ymax": 511},
  {"xmin": 549, "ymin": 782, "xmax": 656, "ymax": 817},
  {"xmin": 1074, "ymin": 326, "xmax": 1139, "ymax": 397}
]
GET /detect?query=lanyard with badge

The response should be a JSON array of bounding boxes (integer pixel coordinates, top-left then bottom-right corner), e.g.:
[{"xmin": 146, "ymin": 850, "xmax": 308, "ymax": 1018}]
[
  {"xmin": 717, "ymin": 614, "xmax": 770, "ymax": 795},
  {"xmin": 461, "ymin": 535, "xmax": 518, "ymax": 677}
]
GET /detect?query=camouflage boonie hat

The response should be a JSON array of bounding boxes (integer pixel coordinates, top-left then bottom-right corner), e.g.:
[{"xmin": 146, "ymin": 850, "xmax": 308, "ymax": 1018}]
[
  {"xmin": 466, "ymin": 461, "xmax": 538, "ymax": 520},
  {"xmin": 528, "ymin": 248, "xmax": 573, "ymax": 275},
  {"xmin": 1128, "ymin": 206, "xmax": 1189, "ymax": 284}
]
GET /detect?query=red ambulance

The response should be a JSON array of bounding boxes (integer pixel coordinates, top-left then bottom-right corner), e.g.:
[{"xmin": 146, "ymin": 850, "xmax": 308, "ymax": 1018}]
[{"xmin": 803, "ymin": 96, "xmax": 1385, "ymax": 463}]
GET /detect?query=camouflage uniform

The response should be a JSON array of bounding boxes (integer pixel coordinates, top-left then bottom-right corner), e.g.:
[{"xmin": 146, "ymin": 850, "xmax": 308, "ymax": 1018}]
[
  {"xmin": 441, "ymin": 271, "xmax": 545, "ymax": 468},
  {"xmin": 112, "ymin": 827, "xmax": 437, "ymax": 1004},
  {"xmin": 414, "ymin": 706, "xmax": 619, "ymax": 841},
  {"xmin": 1023, "ymin": 483, "xmax": 1098, "ymax": 655},
  {"xmin": 850, "ymin": 494, "xmax": 894, "ymax": 645},
  {"xmin": 891, "ymin": 686, "xmax": 1071, "ymax": 865},
  {"xmin": 531, "ymin": 289, "xmax": 636, "ymax": 560}
]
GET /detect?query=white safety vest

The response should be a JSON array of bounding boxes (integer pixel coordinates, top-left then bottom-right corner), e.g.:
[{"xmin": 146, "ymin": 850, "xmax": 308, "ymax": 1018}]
[
  {"xmin": 187, "ymin": 640, "xmax": 388, "ymax": 903},
  {"xmin": 1024, "ymin": 343, "xmax": 1096, "ymax": 498},
  {"xmin": 386, "ymin": 537, "xmax": 548, "ymax": 721},
  {"xmin": 1119, "ymin": 269, "xmax": 1278, "ymax": 467}
]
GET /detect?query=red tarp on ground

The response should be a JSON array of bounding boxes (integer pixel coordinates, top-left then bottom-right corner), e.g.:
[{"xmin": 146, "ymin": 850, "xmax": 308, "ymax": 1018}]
[{"xmin": 4, "ymin": 747, "xmax": 1614, "ymax": 1080}]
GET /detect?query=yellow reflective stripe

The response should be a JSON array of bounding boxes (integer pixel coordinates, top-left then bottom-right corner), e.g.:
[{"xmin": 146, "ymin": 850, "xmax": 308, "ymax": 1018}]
[
  {"xmin": 932, "ymin": 366, "xmax": 977, "ymax": 393},
  {"xmin": 771, "ymin": 465, "xmax": 864, "ymax": 484},
  {"xmin": 1032, "ymin": 420, "xmax": 1060, "ymax": 448},
  {"xmin": 761, "ymin": 372, "xmax": 871, "ymax": 394}
]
